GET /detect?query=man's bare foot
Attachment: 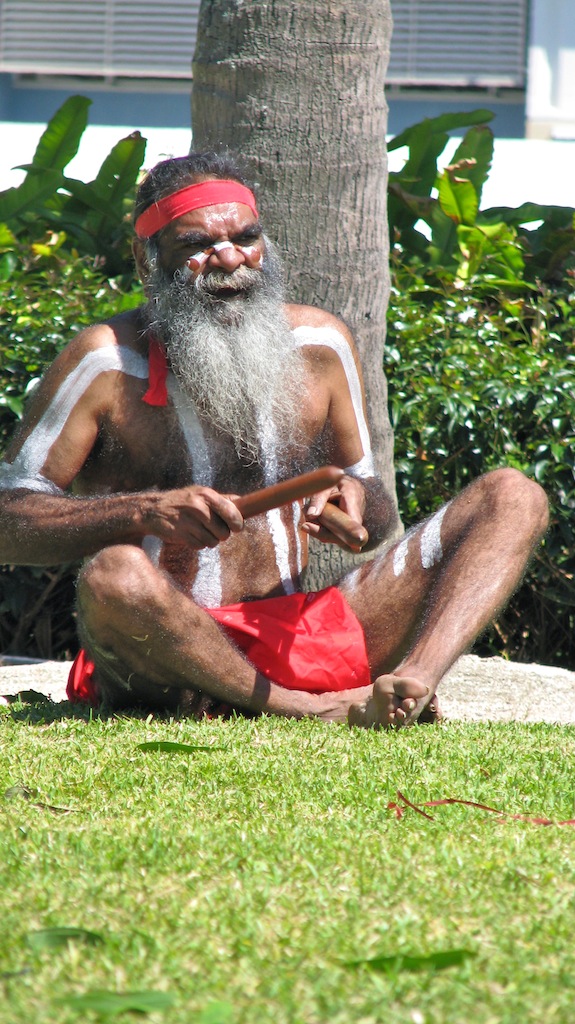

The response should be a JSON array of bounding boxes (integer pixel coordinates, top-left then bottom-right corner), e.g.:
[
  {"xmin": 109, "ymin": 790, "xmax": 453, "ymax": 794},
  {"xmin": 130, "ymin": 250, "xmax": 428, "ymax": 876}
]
[
  {"xmin": 348, "ymin": 674, "xmax": 433, "ymax": 730},
  {"xmin": 417, "ymin": 692, "xmax": 443, "ymax": 724}
]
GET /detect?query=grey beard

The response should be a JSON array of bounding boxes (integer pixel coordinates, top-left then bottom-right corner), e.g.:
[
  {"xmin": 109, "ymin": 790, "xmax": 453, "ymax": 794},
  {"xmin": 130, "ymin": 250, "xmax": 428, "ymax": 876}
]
[{"xmin": 144, "ymin": 242, "xmax": 306, "ymax": 466}]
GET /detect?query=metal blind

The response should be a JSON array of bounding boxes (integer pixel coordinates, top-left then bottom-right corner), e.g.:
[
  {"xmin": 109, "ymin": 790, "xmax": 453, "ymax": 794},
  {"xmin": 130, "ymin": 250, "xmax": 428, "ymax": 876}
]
[
  {"xmin": 0, "ymin": 0, "xmax": 527, "ymax": 87},
  {"xmin": 388, "ymin": 0, "xmax": 528, "ymax": 87},
  {"xmin": 0, "ymin": 0, "xmax": 200, "ymax": 78}
]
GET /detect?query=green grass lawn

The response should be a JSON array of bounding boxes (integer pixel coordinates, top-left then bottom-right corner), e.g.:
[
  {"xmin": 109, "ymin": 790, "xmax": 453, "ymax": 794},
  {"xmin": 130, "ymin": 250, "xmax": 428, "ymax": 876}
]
[{"xmin": 2, "ymin": 700, "xmax": 575, "ymax": 1023}]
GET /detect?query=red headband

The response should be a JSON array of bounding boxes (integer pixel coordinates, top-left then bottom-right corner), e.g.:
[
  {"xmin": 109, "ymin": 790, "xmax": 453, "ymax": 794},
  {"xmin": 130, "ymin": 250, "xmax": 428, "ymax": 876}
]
[{"xmin": 135, "ymin": 179, "xmax": 258, "ymax": 238}]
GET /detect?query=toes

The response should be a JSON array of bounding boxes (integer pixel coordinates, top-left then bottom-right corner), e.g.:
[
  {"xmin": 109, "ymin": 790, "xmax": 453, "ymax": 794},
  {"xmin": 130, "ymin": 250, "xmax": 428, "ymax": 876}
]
[
  {"xmin": 390, "ymin": 678, "xmax": 430, "ymax": 701},
  {"xmin": 348, "ymin": 699, "xmax": 376, "ymax": 729}
]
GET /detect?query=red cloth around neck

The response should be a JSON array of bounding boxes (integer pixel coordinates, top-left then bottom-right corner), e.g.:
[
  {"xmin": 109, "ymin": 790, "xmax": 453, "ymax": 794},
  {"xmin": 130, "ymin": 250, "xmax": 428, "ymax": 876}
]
[{"xmin": 142, "ymin": 338, "xmax": 169, "ymax": 406}]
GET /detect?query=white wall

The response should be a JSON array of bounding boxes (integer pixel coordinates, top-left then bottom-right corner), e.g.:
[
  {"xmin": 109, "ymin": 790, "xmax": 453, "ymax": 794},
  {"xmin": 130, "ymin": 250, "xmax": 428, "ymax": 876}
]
[
  {"xmin": 1, "ymin": 123, "xmax": 574, "ymax": 212},
  {"xmin": 527, "ymin": 0, "xmax": 575, "ymax": 139}
]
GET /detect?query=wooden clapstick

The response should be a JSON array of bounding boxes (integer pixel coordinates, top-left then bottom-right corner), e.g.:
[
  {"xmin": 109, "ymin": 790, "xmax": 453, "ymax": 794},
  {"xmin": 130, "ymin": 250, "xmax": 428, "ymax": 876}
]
[
  {"xmin": 318, "ymin": 502, "xmax": 369, "ymax": 553},
  {"xmin": 233, "ymin": 466, "xmax": 343, "ymax": 518},
  {"xmin": 233, "ymin": 466, "xmax": 369, "ymax": 552}
]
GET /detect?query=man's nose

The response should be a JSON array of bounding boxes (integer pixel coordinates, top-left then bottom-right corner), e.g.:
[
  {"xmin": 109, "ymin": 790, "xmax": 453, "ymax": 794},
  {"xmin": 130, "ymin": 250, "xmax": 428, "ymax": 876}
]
[{"xmin": 207, "ymin": 240, "xmax": 245, "ymax": 272}]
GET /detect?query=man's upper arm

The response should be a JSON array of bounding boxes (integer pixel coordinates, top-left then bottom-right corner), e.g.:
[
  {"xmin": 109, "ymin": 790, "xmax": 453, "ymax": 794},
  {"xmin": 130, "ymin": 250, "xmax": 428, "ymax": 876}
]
[
  {"xmin": 292, "ymin": 312, "xmax": 375, "ymax": 477},
  {"xmin": 0, "ymin": 333, "xmax": 120, "ymax": 495}
]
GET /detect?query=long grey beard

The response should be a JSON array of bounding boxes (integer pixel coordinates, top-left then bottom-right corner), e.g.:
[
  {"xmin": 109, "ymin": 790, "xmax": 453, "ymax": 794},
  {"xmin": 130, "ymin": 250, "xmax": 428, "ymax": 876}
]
[{"xmin": 144, "ymin": 244, "xmax": 306, "ymax": 466}]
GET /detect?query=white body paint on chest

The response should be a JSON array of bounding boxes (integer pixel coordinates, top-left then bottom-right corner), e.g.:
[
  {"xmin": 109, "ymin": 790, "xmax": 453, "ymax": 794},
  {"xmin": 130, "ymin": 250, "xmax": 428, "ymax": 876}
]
[
  {"xmin": 168, "ymin": 376, "xmax": 223, "ymax": 608},
  {"xmin": 292, "ymin": 325, "xmax": 375, "ymax": 477},
  {"xmin": 258, "ymin": 412, "xmax": 302, "ymax": 595},
  {"xmin": 0, "ymin": 346, "xmax": 148, "ymax": 492}
]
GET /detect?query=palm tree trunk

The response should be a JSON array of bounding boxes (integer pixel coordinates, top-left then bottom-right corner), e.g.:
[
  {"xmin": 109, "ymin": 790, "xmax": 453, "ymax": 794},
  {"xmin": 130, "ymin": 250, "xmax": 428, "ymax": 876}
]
[{"xmin": 192, "ymin": 0, "xmax": 401, "ymax": 586}]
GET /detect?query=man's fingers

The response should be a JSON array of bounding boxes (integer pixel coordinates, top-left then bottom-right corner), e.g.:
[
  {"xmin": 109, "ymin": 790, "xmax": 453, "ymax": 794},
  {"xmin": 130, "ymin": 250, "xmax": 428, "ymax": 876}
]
[
  {"xmin": 303, "ymin": 502, "xmax": 368, "ymax": 552},
  {"xmin": 305, "ymin": 486, "xmax": 340, "ymax": 518},
  {"xmin": 151, "ymin": 487, "xmax": 244, "ymax": 549},
  {"xmin": 318, "ymin": 504, "xmax": 368, "ymax": 550}
]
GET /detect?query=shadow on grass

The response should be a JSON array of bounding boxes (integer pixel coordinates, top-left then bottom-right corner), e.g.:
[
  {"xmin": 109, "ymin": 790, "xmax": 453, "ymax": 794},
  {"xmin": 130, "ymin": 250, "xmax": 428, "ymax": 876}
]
[
  {"xmin": 3, "ymin": 694, "xmax": 181, "ymax": 726},
  {"xmin": 3, "ymin": 693, "xmax": 256, "ymax": 726}
]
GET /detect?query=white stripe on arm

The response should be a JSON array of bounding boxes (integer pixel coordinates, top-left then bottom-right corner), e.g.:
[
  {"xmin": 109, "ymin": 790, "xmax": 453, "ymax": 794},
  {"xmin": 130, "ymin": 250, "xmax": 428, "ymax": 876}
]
[{"xmin": 292, "ymin": 325, "xmax": 374, "ymax": 471}]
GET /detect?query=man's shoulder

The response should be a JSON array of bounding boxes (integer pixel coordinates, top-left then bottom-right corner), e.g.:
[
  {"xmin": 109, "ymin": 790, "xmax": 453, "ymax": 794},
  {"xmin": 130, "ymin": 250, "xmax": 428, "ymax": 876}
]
[
  {"xmin": 284, "ymin": 304, "xmax": 357, "ymax": 358},
  {"xmin": 285, "ymin": 303, "xmax": 350, "ymax": 335},
  {"xmin": 56, "ymin": 308, "xmax": 147, "ymax": 367}
]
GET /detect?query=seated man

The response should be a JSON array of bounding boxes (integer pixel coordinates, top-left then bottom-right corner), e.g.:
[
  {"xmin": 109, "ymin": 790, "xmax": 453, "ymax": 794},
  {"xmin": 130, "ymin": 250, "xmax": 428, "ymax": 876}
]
[{"xmin": 0, "ymin": 152, "xmax": 548, "ymax": 727}]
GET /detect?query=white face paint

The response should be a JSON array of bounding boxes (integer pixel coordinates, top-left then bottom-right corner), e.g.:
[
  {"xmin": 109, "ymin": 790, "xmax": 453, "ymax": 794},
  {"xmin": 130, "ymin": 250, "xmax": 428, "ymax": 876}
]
[
  {"xmin": 0, "ymin": 347, "xmax": 148, "ymax": 492},
  {"xmin": 292, "ymin": 326, "xmax": 374, "ymax": 469},
  {"xmin": 420, "ymin": 504, "xmax": 448, "ymax": 569},
  {"xmin": 186, "ymin": 241, "xmax": 262, "ymax": 276}
]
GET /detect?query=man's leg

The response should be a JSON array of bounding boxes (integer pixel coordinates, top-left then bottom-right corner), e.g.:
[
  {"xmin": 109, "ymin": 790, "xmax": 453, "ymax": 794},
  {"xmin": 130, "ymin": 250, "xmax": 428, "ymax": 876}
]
[
  {"xmin": 339, "ymin": 469, "xmax": 548, "ymax": 728},
  {"xmin": 76, "ymin": 545, "xmax": 372, "ymax": 720}
]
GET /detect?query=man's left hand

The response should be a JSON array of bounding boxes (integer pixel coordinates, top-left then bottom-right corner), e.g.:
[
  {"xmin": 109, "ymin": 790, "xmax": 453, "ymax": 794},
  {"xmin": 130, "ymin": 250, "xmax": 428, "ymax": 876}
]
[{"xmin": 302, "ymin": 475, "xmax": 366, "ymax": 551}]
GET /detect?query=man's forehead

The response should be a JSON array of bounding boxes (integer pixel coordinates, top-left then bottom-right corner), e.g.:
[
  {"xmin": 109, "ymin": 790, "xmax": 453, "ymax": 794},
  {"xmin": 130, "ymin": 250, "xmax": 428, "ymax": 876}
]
[
  {"xmin": 135, "ymin": 177, "xmax": 259, "ymax": 239},
  {"xmin": 168, "ymin": 202, "xmax": 260, "ymax": 240}
]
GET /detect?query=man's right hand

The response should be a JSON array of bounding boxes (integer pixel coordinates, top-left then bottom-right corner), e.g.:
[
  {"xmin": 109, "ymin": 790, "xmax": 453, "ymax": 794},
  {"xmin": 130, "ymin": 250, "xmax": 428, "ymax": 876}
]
[{"xmin": 141, "ymin": 486, "xmax": 244, "ymax": 549}]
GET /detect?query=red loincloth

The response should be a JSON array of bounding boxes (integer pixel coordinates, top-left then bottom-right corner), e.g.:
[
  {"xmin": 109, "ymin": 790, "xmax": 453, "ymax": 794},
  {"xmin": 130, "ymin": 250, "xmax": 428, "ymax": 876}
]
[{"xmin": 66, "ymin": 587, "xmax": 370, "ymax": 705}]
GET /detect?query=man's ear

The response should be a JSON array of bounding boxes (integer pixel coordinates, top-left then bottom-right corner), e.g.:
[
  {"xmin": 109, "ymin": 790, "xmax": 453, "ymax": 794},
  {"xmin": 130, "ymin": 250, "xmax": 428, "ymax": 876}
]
[{"xmin": 132, "ymin": 238, "xmax": 150, "ymax": 287}]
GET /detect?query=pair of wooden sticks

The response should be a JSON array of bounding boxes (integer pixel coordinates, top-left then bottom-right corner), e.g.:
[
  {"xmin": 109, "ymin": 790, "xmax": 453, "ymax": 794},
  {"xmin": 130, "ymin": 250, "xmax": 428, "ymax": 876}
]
[{"xmin": 233, "ymin": 466, "xmax": 369, "ymax": 552}]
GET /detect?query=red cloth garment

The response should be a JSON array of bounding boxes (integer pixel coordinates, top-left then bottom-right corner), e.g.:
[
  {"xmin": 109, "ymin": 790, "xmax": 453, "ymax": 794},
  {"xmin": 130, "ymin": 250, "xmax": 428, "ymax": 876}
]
[
  {"xmin": 66, "ymin": 587, "xmax": 370, "ymax": 704},
  {"xmin": 206, "ymin": 587, "xmax": 370, "ymax": 692},
  {"xmin": 66, "ymin": 648, "xmax": 99, "ymax": 704},
  {"xmin": 142, "ymin": 338, "xmax": 169, "ymax": 406}
]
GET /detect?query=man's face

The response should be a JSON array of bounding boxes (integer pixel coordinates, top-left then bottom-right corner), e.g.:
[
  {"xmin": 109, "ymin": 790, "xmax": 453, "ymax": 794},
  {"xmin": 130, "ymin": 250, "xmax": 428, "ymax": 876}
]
[
  {"xmin": 155, "ymin": 202, "xmax": 266, "ymax": 313},
  {"xmin": 141, "ymin": 204, "xmax": 303, "ymax": 465}
]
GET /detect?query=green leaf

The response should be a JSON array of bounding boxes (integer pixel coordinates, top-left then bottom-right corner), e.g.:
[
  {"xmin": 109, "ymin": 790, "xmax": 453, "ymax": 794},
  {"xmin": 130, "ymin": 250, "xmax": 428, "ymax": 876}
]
[
  {"xmin": 90, "ymin": 132, "xmax": 147, "ymax": 210},
  {"xmin": 388, "ymin": 109, "xmax": 494, "ymax": 152},
  {"xmin": 0, "ymin": 170, "xmax": 65, "ymax": 223},
  {"xmin": 27, "ymin": 926, "xmax": 105, "ymax": 951},
  {"xmin": 0, "ymin": 223, "xmax": 16, "ymax": 246},
  {"xmin": 137, "ymin": 741, "xmax": 226, "ymax": 754},
  {"xmin": 58, "ymin": 989, "xmax": 175, "ymax": 1015},
  {"xmin": 29, "ymin": 95, "xmax": 91, "ymax": 172},
  {"xmin": 449, "ymin": 126, "xmax": 494, "ymax": 206},
  {"xmin": 345, "ymin": 947, "xmax": 477, "ymax": 973},
  {"xmin": 196, "ymin": 1002, "xmax": 235, "ymax": 1024},
  {"xmin": 438, "ymin": 171, "xmax": 478, "ymax": 226}
]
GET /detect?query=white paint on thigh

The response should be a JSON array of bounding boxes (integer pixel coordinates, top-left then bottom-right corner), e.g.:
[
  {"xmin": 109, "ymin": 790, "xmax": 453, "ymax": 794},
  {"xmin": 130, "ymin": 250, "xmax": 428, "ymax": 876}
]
[
  {"xmin": 168, "ymin": 377, "xmax": 222, "ymax": 607},
  {"xmin": 292, "ymin": 500, "xmax": 303, "ymax": 578},
  {"xmin": 344, "ymin": 453, "xmax": 376, "ymax": 478},
  {"xmin": 142, "ymin": 534, "xmax": 162, "ymax": 567},
  {"xmin": 393, "ymin": 535, "xmax": 410, "ymax": 577},
  {"xmin": 0, "ymin": 346, "xmax": 148, "ymax": 490},
  {"xmin": 420, "ymin": 504, "xmax": 448, "ymax": 569}
]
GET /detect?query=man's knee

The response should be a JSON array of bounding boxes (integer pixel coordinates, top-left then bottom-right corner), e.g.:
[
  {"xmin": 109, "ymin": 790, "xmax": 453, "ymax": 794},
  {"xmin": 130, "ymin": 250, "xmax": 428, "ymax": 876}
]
[
  {"xmin": 477, "ymin": 468, "xmax": 549, "ymax": 536},
  {"xmin": 77, "ymin": 544, "xmax": 156, "ymax": 622}
]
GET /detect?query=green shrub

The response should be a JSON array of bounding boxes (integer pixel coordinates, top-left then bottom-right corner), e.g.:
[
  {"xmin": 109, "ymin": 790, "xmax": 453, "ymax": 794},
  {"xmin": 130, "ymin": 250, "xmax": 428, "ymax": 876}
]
[
  {"xmin": 387, "ymin": 258, "xmax": 575, "ymax": 667},
  {"xmin": 0, "ymin": 234, "xmax": 141, "ymax": 658}
]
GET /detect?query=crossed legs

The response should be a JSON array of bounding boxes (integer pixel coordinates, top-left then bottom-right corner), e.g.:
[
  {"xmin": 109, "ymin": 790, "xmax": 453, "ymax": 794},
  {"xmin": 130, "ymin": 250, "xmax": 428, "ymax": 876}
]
[
  {"xmin": 76, "ymin": 468, "xmax": 547, "ymax": 727},
  {"xmin": 340, "ymin": 468, "xmax": 548, "ymax": 728}
]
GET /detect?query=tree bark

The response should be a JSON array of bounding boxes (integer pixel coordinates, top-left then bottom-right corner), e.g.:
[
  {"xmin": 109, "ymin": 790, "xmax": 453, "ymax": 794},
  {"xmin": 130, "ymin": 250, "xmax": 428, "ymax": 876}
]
[{"xmin": 192, "ymin": 0, "xmax": 401, "ymax": 587}]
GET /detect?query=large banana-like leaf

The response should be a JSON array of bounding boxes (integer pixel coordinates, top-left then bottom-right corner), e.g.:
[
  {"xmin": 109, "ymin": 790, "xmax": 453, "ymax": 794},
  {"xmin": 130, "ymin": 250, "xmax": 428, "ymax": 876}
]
[
  {"xmin": 28, "ymin": 95, "xmax": 91, "ymax": 172},
  {"xmin": 438, "ymin": 171, "xmax": 479, "ymax": 226},
  {"xmin": 448, "ymin": 126, "xmax": 494, "ymax": 207},
  {"xmin": 388, "ymin": 109, "xmax": 494, "ymax": 152},
  {"xmin": 0, "ymin": 169, "xmax": 64, "ymax": 222},
  {"xmin": 90, "ymin": 132, "xmax": 147, "ymax": 211}
]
